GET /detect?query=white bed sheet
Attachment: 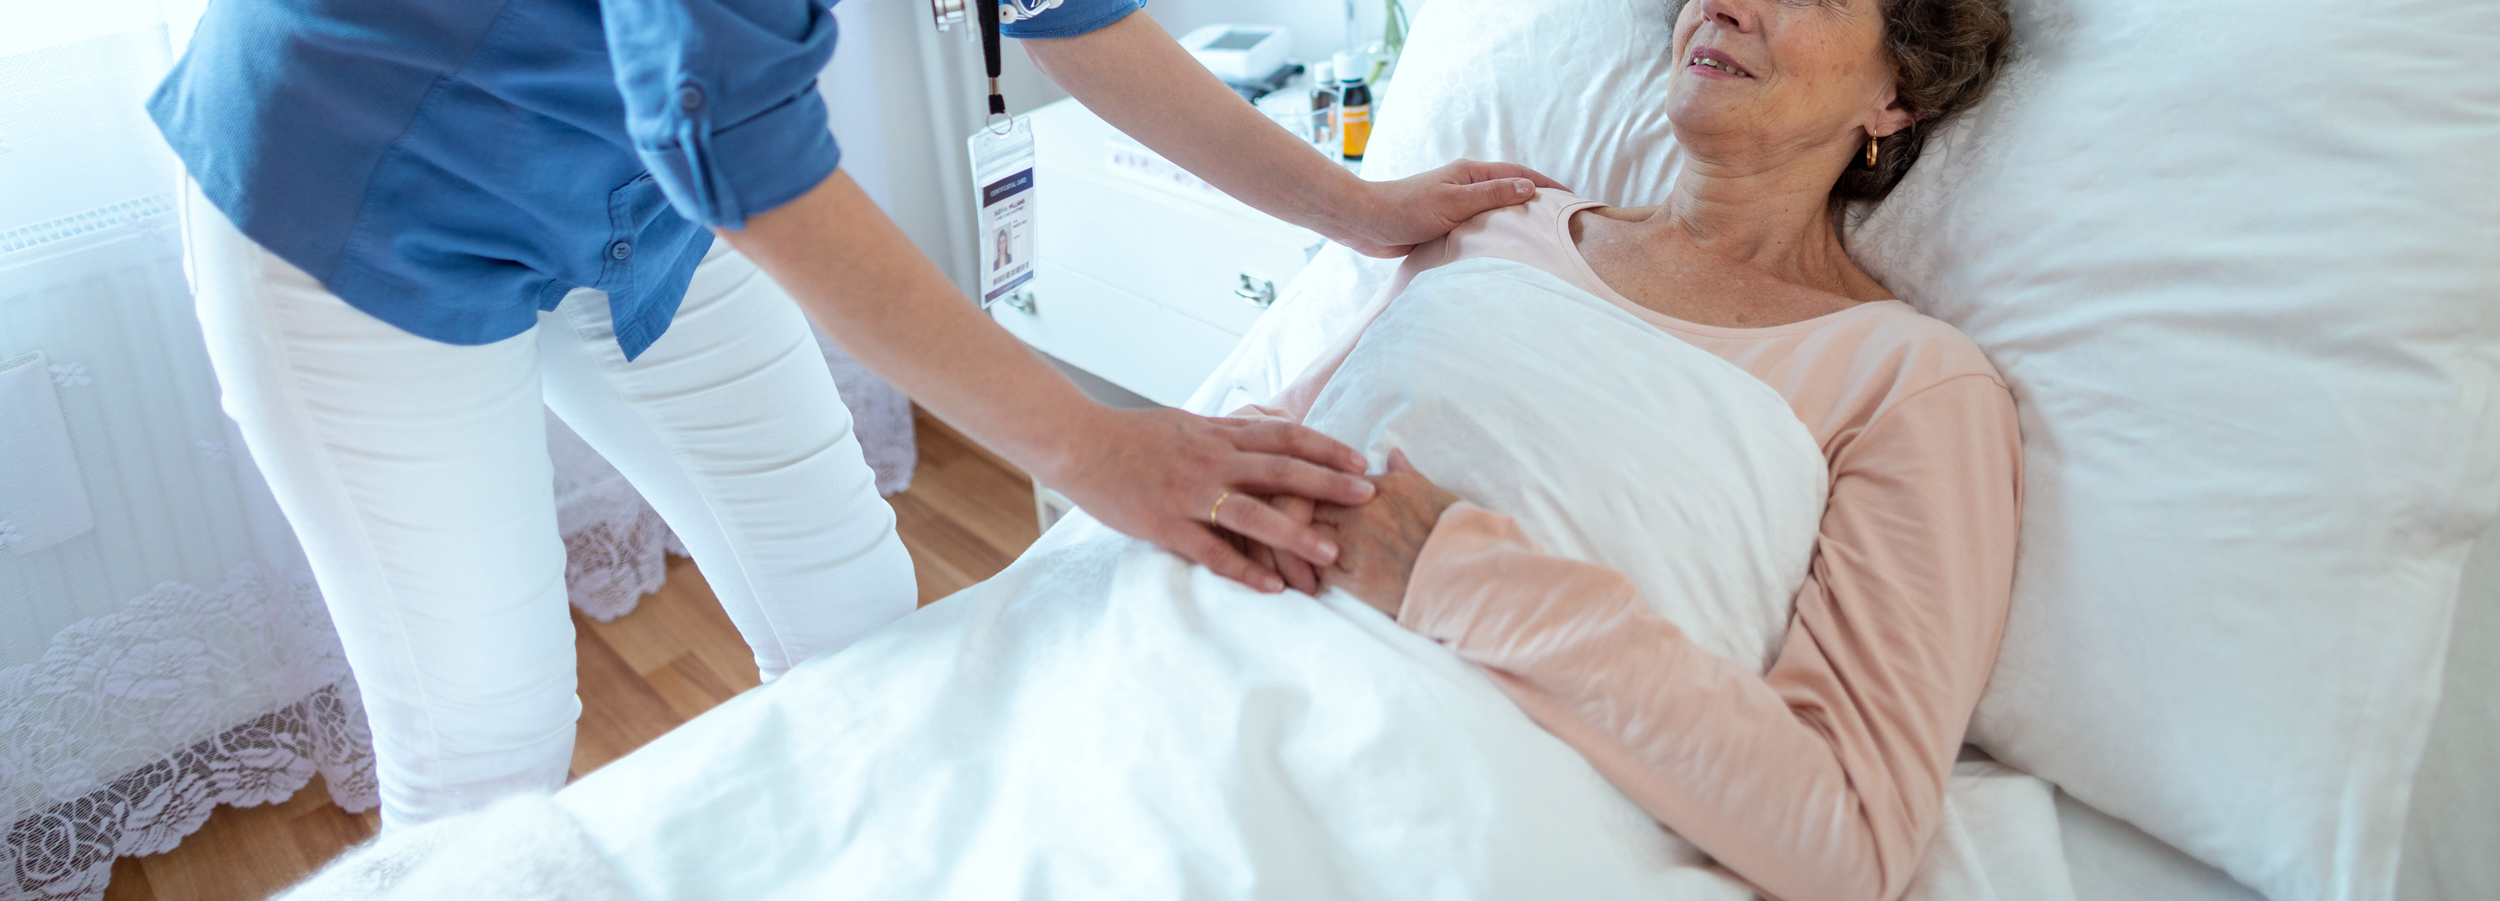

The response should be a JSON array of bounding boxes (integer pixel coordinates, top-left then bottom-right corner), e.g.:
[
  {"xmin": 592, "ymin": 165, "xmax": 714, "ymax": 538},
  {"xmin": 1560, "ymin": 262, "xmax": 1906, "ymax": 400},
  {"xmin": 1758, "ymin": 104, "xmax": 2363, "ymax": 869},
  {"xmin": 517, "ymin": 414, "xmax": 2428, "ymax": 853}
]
[
  {"xmin": 2058, "ymin": 793, "xmax": 2267, "ymax": 901},
  {"xmin": 540, "ymin": 260, "xmax": 2062, "ymax": 901},
  {"xmin": 281, "ymin": 260, "xmax": 2083, "ymax": 901},
  {"xmin": 2397, "ymin": 524, "xmax": 2500, "ymax": 901}
]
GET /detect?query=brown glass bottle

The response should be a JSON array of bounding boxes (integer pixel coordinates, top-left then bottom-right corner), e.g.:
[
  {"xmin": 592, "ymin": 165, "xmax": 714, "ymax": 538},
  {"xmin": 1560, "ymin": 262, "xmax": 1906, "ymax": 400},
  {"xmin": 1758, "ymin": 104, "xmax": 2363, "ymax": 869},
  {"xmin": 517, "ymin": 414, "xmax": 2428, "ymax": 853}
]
[{"xmin": 1337, "ymin": 74, "xmax": 1371, "ymax": 162}]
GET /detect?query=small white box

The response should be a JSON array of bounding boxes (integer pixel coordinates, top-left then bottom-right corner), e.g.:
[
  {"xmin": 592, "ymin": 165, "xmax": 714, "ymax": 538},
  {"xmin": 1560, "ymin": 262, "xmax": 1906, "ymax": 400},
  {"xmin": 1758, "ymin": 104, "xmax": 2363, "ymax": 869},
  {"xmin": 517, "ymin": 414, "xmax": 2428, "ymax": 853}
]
[{"xmin": 1179, "ymin": 24, "xmax": 1291, "ymax": 84}]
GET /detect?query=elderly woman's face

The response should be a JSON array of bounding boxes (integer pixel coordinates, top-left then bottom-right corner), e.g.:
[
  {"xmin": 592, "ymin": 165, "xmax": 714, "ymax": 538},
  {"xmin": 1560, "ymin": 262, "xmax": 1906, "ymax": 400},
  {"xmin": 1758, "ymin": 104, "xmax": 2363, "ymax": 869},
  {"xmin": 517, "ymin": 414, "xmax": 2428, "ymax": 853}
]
[{"xmin": 1667, "ymin": 0, "xmax": 1912, "ymax": 163}]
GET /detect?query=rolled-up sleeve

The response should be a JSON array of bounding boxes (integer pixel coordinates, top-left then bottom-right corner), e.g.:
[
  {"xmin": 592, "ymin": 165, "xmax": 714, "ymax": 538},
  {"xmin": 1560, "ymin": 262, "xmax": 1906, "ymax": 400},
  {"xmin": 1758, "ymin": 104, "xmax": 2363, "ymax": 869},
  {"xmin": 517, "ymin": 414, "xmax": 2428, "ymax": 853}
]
[
  {"xmin": 602, "ymin": 0, "xmax": 842, "ymax": 228},
  {"xmin": 1001, "ymin": 0, "xmax": 1147, "ymax": 39}
]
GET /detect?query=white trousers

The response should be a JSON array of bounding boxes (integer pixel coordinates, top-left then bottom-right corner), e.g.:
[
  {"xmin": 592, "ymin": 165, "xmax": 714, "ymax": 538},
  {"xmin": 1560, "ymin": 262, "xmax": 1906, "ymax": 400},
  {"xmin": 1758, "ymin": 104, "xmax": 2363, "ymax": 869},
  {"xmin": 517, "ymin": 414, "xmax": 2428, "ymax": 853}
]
[{"xmin": 182, "ymin": 188, "xmax": 916, "ymax": 829}]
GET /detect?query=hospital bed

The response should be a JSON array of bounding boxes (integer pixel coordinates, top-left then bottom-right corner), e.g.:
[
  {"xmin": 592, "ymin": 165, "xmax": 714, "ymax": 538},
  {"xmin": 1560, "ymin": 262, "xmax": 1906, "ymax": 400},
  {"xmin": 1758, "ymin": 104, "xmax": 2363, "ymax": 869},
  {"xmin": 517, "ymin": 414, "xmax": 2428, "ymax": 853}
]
[
  {"xmin": 280, "ymin": 1, "xmax": 2498, "ymax": 899},
  {"xmin": 1181, "ymin": 1, "xmax": 2500, "ymax": 897}
]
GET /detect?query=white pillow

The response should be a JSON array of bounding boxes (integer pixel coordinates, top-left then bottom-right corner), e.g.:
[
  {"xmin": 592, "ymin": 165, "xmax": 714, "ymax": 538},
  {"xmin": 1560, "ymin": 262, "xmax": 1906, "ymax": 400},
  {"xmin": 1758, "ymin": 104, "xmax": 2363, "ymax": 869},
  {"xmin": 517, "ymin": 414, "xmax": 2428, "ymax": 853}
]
[
  {"xmin": 1192, "ymin": 1, "xmax": 2500, "ymax": 899},
  {"xmin": 1856, "ymin": 3, "xmax": 2500, "ymax": 899}
]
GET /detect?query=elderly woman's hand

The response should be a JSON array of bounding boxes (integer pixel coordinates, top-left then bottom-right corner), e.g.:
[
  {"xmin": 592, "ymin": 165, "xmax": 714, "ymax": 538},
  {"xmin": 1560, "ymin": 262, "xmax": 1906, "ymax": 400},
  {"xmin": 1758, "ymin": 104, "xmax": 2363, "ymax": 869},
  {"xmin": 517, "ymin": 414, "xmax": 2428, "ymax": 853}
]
[
  {"xmin": 1312, "ymin": 450, "xmax": 1461, "ymax": 618},
  {"xmin": 1241, "ymin": 493, "xmax": 1324, "ymax": 595}
]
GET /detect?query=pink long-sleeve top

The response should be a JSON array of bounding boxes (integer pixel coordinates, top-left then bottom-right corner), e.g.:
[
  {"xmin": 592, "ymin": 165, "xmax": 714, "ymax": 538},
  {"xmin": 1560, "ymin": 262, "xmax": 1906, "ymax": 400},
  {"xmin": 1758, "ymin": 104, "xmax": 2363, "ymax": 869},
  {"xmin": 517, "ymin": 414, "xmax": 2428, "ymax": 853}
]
[{"xmin": 1258, "ymin": 191, "xmax": 2021, "ymax": 901}]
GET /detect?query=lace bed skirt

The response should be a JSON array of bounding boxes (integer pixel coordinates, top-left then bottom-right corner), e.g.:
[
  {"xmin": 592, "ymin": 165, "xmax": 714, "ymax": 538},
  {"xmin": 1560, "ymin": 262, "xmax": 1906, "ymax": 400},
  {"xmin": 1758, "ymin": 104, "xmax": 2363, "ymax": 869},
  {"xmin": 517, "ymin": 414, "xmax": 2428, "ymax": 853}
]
[
  {"xmin": 3, "ymin": 684, "xmax": 373, "ymax": 901},
  {"xmin": 3, "ymin": 564, "xmax": 373, "ymax": 901}
]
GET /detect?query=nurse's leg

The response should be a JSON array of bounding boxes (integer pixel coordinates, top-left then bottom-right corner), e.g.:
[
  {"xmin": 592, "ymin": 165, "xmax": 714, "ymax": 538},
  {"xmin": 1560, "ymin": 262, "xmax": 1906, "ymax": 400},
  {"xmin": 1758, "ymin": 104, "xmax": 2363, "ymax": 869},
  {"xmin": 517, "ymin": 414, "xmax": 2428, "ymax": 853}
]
[
  {"xmin": 184, "ymin": 187, "xmax": 578, "ymax": 829},
  {"xmin": 536, "ymin": 242, "xmax": 915, "ymax": 680}
]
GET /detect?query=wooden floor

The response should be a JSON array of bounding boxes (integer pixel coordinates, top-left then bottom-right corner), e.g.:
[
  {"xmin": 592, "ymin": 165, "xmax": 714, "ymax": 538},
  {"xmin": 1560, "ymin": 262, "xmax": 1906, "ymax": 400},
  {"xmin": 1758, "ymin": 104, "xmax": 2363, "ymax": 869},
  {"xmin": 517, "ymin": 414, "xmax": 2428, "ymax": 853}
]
[{"xmin": 105, "ymin": 412, "xmax": 1037, "ymax": 901}]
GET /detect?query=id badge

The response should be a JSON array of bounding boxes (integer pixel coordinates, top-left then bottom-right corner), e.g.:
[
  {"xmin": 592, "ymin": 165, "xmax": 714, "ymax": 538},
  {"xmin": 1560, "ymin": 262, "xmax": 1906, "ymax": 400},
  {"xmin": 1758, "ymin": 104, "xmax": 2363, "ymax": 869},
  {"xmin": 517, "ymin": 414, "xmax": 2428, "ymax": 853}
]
[{"xmin": 968, "ymin": 117, "xmax": 1037, "ymax": 309}]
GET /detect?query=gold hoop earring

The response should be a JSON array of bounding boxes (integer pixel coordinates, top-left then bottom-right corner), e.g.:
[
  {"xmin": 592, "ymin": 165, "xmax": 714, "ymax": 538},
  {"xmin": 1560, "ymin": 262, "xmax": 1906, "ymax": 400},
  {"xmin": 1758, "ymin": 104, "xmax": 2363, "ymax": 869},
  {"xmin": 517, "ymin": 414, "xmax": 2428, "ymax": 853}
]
[{"xmin": 1864, "ymin": 135, "xmax": 1880, "ymax": 169}]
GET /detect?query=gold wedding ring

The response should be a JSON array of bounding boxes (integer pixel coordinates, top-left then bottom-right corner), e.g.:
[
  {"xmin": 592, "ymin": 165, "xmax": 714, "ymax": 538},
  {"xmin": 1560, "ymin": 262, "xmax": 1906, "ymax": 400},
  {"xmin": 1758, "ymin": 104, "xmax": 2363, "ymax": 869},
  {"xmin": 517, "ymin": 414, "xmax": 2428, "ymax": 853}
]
[{"xmin": 1210, "ymin": 490, "xmax": 1232, "ymax": 528}]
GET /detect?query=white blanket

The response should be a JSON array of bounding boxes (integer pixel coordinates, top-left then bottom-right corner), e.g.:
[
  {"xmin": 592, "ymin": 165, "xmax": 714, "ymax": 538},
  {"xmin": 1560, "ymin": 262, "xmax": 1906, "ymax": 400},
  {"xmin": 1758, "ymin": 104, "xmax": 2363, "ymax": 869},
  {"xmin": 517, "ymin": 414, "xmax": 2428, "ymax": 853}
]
[
  {"xmin": 282, "ymin": 262, "xmax": 2076, "ymax": 900},
  {"xmin": 1304, "ymin": 260, "xmax": 1826, "ymax": 672}
]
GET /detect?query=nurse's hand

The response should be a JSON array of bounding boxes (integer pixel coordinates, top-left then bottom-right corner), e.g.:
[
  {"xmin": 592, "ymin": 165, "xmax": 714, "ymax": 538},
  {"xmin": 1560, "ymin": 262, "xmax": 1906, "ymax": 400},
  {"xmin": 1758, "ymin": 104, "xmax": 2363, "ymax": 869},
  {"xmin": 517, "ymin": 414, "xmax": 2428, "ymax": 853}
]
[
  {"xmin": 1242, "ymin": 493, "xmax": 1323, "ymax": 595},
  {"xmin": 1309, "ymin": 450, "xmax": 1460, "ymax": 618},
  {"xmin": 1331, "ymin": 160, "xmax": 1570, "ymax": 258},
  {"xmin": 1047, "ymin": 408, "xmax": 1374, "ymax": 593}
]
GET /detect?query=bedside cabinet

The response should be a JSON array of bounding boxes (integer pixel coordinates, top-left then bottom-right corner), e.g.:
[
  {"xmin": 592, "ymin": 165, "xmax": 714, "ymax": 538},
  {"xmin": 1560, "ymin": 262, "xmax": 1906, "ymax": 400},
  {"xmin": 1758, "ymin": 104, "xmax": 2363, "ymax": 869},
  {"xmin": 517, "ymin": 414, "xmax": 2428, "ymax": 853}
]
[{"xmin": 989, "ymin": 98, "xmax": 1328, "ymax": 408}]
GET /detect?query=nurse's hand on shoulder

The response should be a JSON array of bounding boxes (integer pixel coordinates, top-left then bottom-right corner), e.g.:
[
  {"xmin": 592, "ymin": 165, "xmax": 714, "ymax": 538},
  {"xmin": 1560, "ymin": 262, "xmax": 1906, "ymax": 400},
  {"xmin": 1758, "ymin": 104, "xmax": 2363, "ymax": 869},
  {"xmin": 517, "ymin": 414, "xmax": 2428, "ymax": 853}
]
[
  {"xmin": 1331, "ymin": 160, "xmax": 1570, "ymax": 258},
  {"xmin": 1046, "ymin": 407, "xmax": 1376, "ymax": 594}
]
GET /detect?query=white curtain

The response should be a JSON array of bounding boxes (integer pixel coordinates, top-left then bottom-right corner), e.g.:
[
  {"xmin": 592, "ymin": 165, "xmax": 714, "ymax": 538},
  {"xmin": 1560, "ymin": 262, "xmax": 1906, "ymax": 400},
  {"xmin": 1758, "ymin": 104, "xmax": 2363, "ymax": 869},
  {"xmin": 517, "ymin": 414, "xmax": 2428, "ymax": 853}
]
[
  {"xmin": 0, "ymin": 15, "xmax": 373, "ymax": 901},
  {"xmin": 0, "ymin": 6, "xmax": 913, "ymax": 900}
]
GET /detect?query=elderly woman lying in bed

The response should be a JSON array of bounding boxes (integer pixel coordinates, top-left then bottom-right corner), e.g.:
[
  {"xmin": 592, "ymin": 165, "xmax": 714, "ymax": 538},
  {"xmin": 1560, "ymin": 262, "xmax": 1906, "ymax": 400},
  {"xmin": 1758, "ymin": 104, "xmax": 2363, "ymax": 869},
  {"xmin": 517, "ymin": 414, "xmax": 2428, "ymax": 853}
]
[
  {"xmin": 287, "ymin": 2, "xmax": 2018, "ymax": 900},
  {"xmin": 1232, "ymin": 0, "xmax": 2020, "ymax": 898}
]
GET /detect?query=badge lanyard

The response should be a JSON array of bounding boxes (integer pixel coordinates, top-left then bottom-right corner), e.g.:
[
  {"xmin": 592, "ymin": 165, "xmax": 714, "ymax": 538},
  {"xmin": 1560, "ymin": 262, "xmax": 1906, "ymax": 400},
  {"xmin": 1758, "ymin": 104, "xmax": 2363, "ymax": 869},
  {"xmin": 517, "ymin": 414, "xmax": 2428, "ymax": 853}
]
[
  {"xmin": 952, "ymin": 2, "xmax": 1038, "ymax": 310},
  {"xmin": 935, "ymin": 1, "xmax": 1043, "ymax": 309},
  {"xmin": 976, "ymin": 0, "xmax": 1007, "ymax": 122},
  {"xmin": 925, "ymin": 0, "xmax": 1015, "ymax": 120}
]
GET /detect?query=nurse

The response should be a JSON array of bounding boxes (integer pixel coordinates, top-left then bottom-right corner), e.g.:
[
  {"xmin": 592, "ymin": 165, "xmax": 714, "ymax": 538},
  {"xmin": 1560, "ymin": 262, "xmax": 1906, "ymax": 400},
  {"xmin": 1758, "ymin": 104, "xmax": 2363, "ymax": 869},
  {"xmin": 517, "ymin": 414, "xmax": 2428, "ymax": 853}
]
[{"xmin": 148, "ymin": 0, "xmax": 1554, "ymax": 828}]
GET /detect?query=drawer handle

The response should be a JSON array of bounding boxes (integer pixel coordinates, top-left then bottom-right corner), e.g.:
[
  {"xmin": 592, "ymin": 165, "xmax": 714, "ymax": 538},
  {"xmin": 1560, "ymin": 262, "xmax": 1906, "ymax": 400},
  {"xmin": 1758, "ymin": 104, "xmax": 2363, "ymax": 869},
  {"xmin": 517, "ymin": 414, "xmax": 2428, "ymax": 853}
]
[
  {"xmin": 1234, "ymin": 274, "xmax": 1276, "ymax": 308},
  {"xmin": 997, "ymin": 289, "xmax": 1037, "ymax": 315}
]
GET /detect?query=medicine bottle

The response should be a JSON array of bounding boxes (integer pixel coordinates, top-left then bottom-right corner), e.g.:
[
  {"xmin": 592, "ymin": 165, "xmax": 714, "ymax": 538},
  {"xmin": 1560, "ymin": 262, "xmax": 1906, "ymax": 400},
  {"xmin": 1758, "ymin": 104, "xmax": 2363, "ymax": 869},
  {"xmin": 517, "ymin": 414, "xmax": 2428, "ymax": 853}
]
[
  {"xmin": 1333, "ymin": 51, "xmax": 1371, "ymax": 163},
  {"xmin": 1307, "ymin": 59, "xmax": 1337, "ymax": 153}
]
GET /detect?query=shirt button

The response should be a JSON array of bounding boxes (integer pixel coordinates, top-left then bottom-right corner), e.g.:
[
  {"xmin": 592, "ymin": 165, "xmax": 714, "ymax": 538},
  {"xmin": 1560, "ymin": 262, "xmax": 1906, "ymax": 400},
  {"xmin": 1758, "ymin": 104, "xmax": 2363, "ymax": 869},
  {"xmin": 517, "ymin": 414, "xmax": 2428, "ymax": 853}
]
[
  {"xmin": 677, "ymin": 86, "xmax": 705, "ymax": 111},
  {"xmin": 609, "ymin": 241, "xmax": 633, "ymax": 261}
]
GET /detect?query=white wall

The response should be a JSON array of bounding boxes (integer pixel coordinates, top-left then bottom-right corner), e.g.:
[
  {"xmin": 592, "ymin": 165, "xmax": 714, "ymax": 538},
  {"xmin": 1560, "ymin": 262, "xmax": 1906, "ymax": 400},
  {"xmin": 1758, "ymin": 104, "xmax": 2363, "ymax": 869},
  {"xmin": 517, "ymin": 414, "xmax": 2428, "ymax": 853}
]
[{"xmin": 1148, "ymin": 0, "xmax": 1397, "ymax": 66}]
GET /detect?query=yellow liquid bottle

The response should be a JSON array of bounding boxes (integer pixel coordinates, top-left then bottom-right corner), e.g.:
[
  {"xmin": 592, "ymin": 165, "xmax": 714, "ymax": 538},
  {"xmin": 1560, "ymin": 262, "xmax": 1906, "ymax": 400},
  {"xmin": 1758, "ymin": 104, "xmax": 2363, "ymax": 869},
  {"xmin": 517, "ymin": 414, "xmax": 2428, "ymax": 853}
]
[{"xmin": 1337, "ymin": 75, "xmax": 1371, "ymax": 163}]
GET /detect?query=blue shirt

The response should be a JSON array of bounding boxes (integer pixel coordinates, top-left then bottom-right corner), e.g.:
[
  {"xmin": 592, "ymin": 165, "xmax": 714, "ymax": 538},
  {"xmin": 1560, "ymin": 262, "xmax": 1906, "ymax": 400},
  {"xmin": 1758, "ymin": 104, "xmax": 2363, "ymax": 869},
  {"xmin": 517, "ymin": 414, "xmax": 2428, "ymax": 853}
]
[{"xmin": 148, "ymin": 0, "xmax": 1143, "ymax": 359}]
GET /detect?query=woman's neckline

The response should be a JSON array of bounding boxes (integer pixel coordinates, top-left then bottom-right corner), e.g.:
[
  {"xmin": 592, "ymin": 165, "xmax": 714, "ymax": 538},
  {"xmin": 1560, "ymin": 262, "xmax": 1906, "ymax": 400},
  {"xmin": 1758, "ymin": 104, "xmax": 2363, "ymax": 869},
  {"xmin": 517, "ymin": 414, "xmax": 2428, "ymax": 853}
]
[{"xmin": 1547, "ymin": 194, "xmax": 1905, "ymax": 338}]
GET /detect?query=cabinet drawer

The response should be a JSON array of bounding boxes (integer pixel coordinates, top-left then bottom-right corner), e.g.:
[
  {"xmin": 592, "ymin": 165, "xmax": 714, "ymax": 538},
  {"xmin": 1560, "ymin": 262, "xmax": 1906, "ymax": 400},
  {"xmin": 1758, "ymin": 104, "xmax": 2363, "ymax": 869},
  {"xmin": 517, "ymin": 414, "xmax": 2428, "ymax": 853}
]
[
  {"xmin": 1035, "ymin": 164, "xmax": 1316, "ymax": 336},
  {"xmin": 989, "ymin": 261, "xmax": 1243, "ymax": 407}
]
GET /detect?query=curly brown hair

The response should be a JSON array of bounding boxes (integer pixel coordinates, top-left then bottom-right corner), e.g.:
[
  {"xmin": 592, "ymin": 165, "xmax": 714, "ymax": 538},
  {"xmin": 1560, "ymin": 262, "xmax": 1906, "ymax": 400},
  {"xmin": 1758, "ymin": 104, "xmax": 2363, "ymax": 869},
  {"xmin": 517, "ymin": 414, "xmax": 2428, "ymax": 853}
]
[{"xmin": 1669, "ymin": 0, "xmax": 2012, "ymax": 205}]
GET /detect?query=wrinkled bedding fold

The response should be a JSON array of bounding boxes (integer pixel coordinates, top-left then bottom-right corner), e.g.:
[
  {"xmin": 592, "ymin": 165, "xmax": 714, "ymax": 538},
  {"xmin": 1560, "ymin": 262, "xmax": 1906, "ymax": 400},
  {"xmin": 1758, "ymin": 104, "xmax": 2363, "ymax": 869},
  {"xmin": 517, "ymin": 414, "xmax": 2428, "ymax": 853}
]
[{"xmin": 284, "ymin": 262, "xmax": 2072, "ymax": 901}]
